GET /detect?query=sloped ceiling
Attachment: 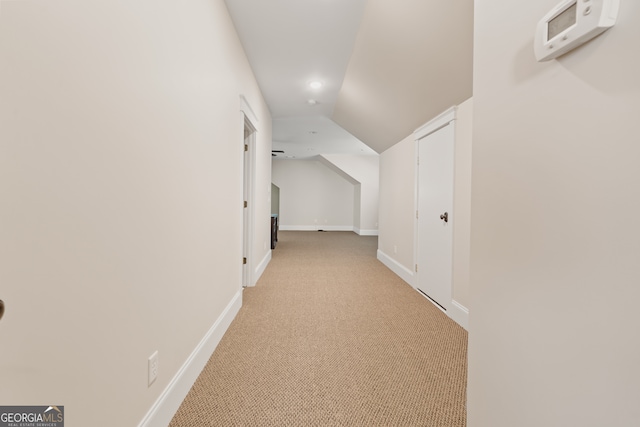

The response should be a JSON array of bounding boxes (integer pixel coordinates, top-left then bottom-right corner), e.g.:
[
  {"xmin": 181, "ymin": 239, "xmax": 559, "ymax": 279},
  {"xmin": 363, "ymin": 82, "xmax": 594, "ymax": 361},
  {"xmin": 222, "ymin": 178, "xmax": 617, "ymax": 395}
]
[
  {"xmin": 224, "ymin": 0, "xmax": 473, "ymax": 157},
  {"xmin": 332, "ymin": 0, "xmax": 474, "ymax": 153}
]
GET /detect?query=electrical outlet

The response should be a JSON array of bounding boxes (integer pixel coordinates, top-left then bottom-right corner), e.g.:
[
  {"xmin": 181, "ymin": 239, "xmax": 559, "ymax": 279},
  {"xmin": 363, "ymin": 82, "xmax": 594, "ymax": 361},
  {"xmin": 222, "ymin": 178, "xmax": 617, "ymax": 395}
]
[{"xmin": 148, "ymin": 351, "xmax": 158, "ymax": 387}]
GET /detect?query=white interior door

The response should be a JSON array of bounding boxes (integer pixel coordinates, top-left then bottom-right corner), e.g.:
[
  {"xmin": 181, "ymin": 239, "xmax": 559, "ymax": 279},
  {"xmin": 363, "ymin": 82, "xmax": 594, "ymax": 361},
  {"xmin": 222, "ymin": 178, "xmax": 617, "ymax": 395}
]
[
  {"xmin": 242, "ymin": 127, "xmax": 249, "ymax": 287},
  {"xmin": 242, "ymin": 119, "xmax": 255, "ymax": 287},
  {"xmin": 417, "ymin": 122, "xmax": 454, "ymax": 310}
]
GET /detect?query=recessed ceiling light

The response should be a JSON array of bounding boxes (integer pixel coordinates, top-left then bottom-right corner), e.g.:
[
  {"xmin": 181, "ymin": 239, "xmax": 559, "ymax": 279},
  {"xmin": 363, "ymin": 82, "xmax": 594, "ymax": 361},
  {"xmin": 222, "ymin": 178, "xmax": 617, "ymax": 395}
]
[
  {"xmin": 307, "ymin": 99, "xmax": 318, "ymax": 105},
  {"xmin": 309, "ymin": 81, "xmax": 323, "ymax": 89}
]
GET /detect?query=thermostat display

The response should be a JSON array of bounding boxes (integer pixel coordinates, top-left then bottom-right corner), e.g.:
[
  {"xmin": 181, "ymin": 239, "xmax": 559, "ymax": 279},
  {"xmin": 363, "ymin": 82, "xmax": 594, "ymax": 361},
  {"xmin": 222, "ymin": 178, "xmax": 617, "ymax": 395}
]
[
  {"xmin": 548, "ymin": 3, "xmax": 577, "ymax": 40},
  {"xmin": 535, "ymin": 0, "xmax": 619, "ymax": 62}
]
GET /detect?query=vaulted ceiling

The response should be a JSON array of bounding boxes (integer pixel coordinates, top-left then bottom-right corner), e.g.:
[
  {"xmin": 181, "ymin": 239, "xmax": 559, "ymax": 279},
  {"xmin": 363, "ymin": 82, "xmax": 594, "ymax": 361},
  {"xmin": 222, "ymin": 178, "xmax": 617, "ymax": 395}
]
[{"xmin": 224, "ymin": 0, "xmax": 473, "ymax": 158}]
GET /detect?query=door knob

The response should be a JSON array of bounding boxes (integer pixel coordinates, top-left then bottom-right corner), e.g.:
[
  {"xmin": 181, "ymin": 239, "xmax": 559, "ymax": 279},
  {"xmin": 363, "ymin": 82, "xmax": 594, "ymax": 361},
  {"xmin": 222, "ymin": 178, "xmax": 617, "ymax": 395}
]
[
  {"xmin": 0, "ymin": 299, "xmax": 4, "ymax": 321},
  {"xmin": 440, "ymin": 212, "xmax": 448, "ymax": 223}
]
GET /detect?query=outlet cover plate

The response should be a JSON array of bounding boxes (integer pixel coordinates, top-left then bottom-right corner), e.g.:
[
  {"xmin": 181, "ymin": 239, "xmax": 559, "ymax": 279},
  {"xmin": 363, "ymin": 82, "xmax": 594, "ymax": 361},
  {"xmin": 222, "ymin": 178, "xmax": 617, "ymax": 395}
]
[{"xmin": 148, "ymin": 351, "xmax": 158, "ymax": 387}]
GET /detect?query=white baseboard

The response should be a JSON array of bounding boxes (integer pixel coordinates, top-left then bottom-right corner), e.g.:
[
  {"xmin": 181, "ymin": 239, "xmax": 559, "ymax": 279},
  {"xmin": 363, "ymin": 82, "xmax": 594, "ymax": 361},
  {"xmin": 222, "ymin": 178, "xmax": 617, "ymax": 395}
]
[
  {"xmin": 280, "ymin": 225, "xmax": 378, "ymax": 236},
  {"xmin": 137, "ymin": 290, "xmax": 243, "ymax": 427},
  {"xmin": 355, "ymin": 228, "xmax": 379, "ymax": 236},
  {"xmin": 280, "ymin": 225, "xmax": 354, "ymax": 232},
  {"xmin": 448, "ymin": 299, "xmax": 469, "ymax": 331},
  {"xmin": 376, "ymin": 249, "xmax": 415, "ymax": 287},
  {"xmin": 252, "ymin": 250, "xmax": 272, "ymax": 286}
]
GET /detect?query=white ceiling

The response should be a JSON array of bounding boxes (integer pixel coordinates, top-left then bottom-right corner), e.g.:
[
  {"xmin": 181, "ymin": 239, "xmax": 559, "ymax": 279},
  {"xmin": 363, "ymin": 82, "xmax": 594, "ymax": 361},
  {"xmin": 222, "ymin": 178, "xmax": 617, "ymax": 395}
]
[{"xmin": 224, "ymin": 0, "xmax": 473, "ymax": 159}]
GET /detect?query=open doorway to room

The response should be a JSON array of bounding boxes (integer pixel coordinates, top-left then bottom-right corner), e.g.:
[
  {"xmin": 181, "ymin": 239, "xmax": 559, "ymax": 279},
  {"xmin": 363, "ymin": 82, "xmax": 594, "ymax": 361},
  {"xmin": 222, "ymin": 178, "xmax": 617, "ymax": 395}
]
[{"xmin": 270, "ymin": 184, "xmax": 280, "ymax": 249}]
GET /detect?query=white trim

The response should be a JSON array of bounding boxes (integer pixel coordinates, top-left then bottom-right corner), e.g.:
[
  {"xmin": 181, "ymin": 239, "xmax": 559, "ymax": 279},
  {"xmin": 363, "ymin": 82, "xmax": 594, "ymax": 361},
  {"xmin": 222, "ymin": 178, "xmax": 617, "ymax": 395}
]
[
  {"xmin": 239, "ymin": 94, "xmax": 259, "ymax": 125},
  {"xmin": 251, "ymin": 250, "xmax": 272, "ymax": 286},
  {"xmin": 448, "ymin": 299, "xmax": 469, "ymax": 331},
  {"xmin": 414, "ymin": 106, "xmax": 457, "ymax": 140},
  {"xmin": 355, "ymin": 228, "xmax": 379, "ymax": 236},
  {"xmin": 279, "ymin": 225, "xmax": 354, "ymax": 232},
  {"xmin": 137, "ymin": 290, "xmax": 243, "ymax": 427},
  {"xmin": 277, "ymin": 225, "xmax": 378, "ymax": 235},
  {"xmin": 377, "ymin": 249, "xmax": 415, "ymax": 287}
]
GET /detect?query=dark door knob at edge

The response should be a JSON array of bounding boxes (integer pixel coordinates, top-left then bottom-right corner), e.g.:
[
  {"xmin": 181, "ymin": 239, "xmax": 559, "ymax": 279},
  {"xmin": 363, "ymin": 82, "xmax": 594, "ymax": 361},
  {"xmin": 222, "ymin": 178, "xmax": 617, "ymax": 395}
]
[
  {"xmin": 0, "ymin": 299, "xmax": 4, "ymax": 321},
  {"xmin": 440, "ymin": 212, "xmax": 449, "ymax": 223}
]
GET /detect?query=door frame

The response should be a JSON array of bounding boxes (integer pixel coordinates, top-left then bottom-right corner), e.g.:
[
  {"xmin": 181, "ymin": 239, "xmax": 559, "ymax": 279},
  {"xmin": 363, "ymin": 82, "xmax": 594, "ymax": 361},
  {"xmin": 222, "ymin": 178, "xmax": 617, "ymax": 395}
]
[
  {"xmin": 241, "ymin": 96, "xmax": 258, "ymax": 287},
  {"xmin": 413, "ymin": 106, "xmax": 457, "ymax": 311}
]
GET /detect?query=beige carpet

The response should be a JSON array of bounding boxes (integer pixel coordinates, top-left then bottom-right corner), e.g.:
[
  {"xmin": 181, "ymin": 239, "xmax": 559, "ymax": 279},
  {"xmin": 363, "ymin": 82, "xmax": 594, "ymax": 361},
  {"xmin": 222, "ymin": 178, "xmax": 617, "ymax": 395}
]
[{"xmin": 170, "ymin": 231, "xmax": 468, "ymax": 426}]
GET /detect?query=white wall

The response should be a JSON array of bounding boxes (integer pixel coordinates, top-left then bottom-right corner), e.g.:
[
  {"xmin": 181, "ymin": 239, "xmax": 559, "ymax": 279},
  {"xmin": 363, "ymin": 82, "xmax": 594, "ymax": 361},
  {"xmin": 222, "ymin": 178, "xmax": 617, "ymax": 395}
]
[
  {"xmin": 320, "ymin": 154, "xmax": 380, "ymax": 235},
  {"xmin": 378, "ymin": 134, "xmax": 416, "ymax": 281},
  {"xmin": 272, "ymin": 159, "xmax": 355, "ymax": 230},
  {"xmin": 354, "ymin": 184, "xmax": 362, "ymax": 230},
  {"xmin": 452, "ymin": 98, "xmax": 473, "ymax": 309},
  {"xmin": 0, "ymin": 1, "xmax": 271, "ymax": 426},
  {"xmin": 469, "ymin": 1, "xmax": 640, "ymax": 426},
  {"xmin": 271, "ymin": 183, "xmax": 280, "ymax": 216}
]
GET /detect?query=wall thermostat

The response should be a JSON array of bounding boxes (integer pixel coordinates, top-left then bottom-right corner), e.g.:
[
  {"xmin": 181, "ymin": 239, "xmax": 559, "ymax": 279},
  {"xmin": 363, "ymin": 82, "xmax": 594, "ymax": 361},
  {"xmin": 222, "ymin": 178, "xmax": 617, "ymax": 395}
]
[{"xmin": 535, "ymin": 0, "xmax": 619, "ymax": 62}]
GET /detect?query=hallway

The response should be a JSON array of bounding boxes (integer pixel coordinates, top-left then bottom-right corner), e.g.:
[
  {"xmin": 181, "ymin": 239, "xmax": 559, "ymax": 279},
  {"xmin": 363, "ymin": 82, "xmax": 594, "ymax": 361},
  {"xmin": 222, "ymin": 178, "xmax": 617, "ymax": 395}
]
[{"xmin": 170, "ymin": 231, "xmax": 468, "ymax": 426}]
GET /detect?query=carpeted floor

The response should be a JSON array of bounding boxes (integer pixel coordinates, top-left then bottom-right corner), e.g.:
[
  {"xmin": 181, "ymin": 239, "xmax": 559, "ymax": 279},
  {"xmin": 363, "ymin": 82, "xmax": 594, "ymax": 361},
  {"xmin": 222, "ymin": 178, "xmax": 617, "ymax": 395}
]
[{"xmin": 169, "ymin": 231, "xmax": 468, "ymax": 426}]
